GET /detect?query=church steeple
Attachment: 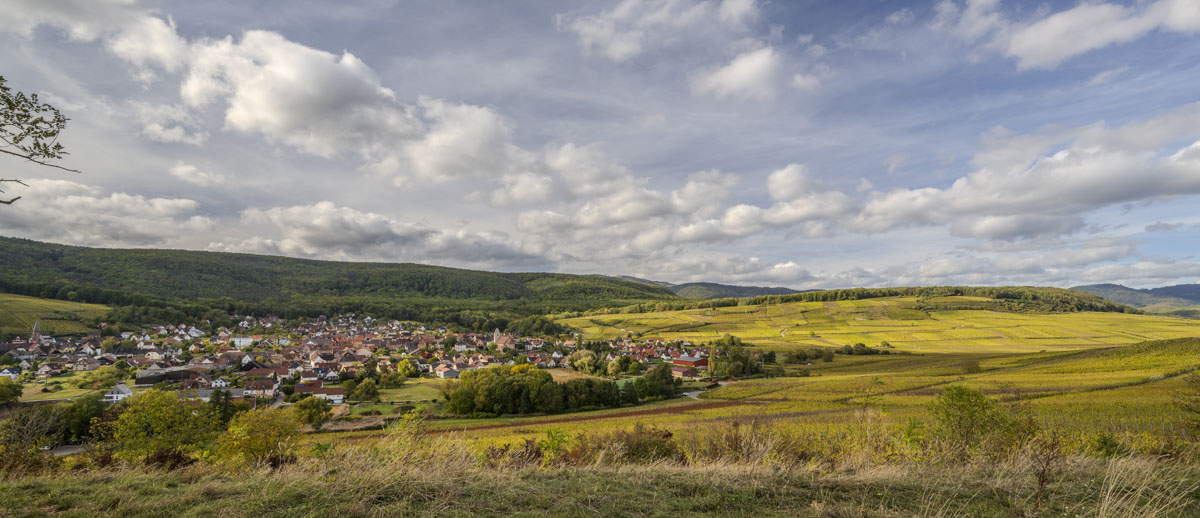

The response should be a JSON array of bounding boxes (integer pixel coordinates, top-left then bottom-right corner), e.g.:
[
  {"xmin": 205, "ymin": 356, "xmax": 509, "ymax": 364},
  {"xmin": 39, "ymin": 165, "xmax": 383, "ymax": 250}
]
[{"xmin": 30, "ymin": 319, "xmax": 41, "ymax": 343}]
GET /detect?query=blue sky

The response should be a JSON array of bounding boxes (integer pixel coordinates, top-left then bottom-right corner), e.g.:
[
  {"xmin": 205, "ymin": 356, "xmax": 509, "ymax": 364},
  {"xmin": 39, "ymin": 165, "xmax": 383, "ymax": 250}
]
[{"xmin": 1, "ymin": 0, "xmax": 1199, "ymax": 288}]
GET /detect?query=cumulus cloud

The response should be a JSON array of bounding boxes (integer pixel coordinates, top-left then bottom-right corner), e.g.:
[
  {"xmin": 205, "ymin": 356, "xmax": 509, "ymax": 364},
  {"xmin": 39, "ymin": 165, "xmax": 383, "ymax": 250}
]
[
  {"xmin": 224, "ymin": 201, "xmax": 549, "ymax": 269},
  {"xmin": 183, "ymin": 31, "xmax": 424, "ymax": 167},
  {"xmin": 0, "ymin": 180, "xmax": 212, "ymax": 246},
  {"xmin": 690, "ymin": 46, "xmax": 781, "ymax": 101},
  {"xmin": 168, "ymin": 162, "xmax": 228, "ymax": 187},
  {"xmin": 402, "ymin": 98, "xmax": 532, "ymax": 182},
  {"xmin": 669, "ymin": 170, "xmax": 738, "ymax": 215}
]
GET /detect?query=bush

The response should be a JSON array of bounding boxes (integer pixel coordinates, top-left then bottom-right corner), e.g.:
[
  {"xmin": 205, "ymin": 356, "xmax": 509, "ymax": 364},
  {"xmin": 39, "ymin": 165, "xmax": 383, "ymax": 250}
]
[
  {"xmin": 927, "ymin": 385, "xmax": 1017, "ymax": 456},
  {"xmin": 294, "ymin": 396, "xmax": 332, "ymax": 430}
]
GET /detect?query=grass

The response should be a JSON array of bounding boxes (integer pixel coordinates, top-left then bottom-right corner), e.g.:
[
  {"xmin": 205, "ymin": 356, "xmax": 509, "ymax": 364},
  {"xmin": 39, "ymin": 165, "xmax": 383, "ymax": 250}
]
[
  {"xmin": 20, "ymin": 372, "xmax": 99, "ymax": 402},
  {"xmin": 0, "ymin": 293, "xmax": 109, "ymax": 336},
  {"xmin": 4, "ymin": 434, "xmax": 1199, "ymax": 517}
]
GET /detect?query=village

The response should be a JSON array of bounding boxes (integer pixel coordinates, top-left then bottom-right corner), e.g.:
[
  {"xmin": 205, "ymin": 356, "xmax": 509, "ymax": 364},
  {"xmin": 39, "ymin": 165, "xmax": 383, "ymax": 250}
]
[{"xmin": 0, "ymin": 315, "xmax": 715, "ymax": 410}]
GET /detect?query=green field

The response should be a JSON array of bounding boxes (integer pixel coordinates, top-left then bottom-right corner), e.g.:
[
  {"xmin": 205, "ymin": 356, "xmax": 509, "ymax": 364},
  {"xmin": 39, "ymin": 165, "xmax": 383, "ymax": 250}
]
[{"xmin": 0, "ymin": 293, "xmax": 108, "ymax": 336}]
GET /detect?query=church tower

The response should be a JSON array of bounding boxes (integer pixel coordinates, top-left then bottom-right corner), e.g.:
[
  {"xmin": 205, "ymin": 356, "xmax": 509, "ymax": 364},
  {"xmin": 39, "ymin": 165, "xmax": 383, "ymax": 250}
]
[{"xmin": 30, "ymin": 319, "xmax": 41, "ymax": 343}]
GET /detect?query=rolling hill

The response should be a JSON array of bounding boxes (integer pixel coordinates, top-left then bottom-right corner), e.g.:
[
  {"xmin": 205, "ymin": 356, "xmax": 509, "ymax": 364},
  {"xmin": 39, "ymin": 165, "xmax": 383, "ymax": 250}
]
[
  {"xmin": 668, "ymin": 282, "xmax": 804, "ymax": 299},
  {"xmin": 0, "ymin": 236, "xmax": 678, "ymax": 328},
  {"xmin": 1072, "ymin": 283, "xmax": 1200, "ymax": 310},
  {"xmin": 612, "ymin": 277, "xmax": 806, "ymax": 299}
]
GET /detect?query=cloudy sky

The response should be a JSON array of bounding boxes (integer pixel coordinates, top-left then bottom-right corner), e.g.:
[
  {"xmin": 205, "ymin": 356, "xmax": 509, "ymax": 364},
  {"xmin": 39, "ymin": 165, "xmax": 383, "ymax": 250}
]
[{"xmin": 2, "ymin": 0, "xmax": 1199, "ymax": 289}]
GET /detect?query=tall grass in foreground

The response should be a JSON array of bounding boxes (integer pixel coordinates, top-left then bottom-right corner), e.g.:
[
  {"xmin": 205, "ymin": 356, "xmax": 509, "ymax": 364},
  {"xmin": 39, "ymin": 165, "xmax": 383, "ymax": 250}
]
[{"xmin": 5, "ymin": 419, "xmax": 1196, "ymax": 517}]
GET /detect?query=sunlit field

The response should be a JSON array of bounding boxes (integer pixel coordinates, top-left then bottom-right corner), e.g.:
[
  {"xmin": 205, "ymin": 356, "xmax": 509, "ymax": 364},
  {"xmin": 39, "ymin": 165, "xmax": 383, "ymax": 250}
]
[
  {"xmin": 559, "ymin": 296, "xmax": 1200, "ymax": 353},
  {"xmin": 0, "ymin": 293, "xmax": 108, "ymax": 336}
]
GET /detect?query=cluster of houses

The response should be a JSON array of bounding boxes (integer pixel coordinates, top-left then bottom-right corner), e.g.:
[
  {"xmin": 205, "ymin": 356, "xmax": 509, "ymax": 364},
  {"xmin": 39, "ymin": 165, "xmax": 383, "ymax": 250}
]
[{"xmin": 3, "ymin": 315, "xmax": 718, "ymax": 407}]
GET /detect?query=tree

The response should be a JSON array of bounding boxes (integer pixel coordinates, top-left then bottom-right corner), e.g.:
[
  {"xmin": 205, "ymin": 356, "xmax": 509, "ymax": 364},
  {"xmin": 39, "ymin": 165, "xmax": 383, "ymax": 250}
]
[
  {"xmin": 353, "ymin": 378, "xmax": 378, "ymax": 401},
  {"xmin": 380, "ymin": 371, "xmax": 407, "ymax": 389},
  {"xmin": 109, "ymin": 390, "xmax": 215, "ymax": 466},
  {"xmin": 606, "ymin": 359, "xmax": 623, "ymax": 377},
  {"xmin": 207, "ymin": 388, "xmax": 246, "ymax": 427},
  {"xmin": 0, "ymin": 377, "xmax": 21, "ymax": 408},
  {"xmin": 625, "ymin": 361, "xmax": 644, "ymax": 375},
  {"xmin": 395, "ymin": 359, "xmax": 418, "ymax": 378},
  {"xmin": 0, "ymin": 75, "xmax": 79, "ymax": 205},
  {"xmin": 567, "ymin": 350, "xmax": 598, "ymax": 375},
  {"xmin": 63, "ymin": 393, "xmax": 106, "ymax": 442},
  {"xmin": 294, "ymin": 396, "xmax": 332, "ymax": 430},
  {"xmin": 620, "ymin": 381, "xmax": 639, "ymax": 405},
  {"xmin": 215, "ymin": 408, "xmax": 300, "ymax": 466}
]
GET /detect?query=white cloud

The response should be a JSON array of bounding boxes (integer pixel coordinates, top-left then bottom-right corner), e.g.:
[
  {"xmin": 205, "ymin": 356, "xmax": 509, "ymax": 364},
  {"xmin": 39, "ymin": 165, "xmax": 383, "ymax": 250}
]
[
  {"xmin": 229, "ymin": 201, "xmax": 548, "ymax": 269},
  {"xmin": 1086, "ymin": 66, "xmax": 1129, "ymax": 87},
  {"xmin": 556, "ymin": 0, "xmax": 732, "ymax": 62},
  {"xmin": 0, "ymin": 180, "xmax": 212, "ymax": 246},
  {"xmin": 935, "ymin": 0, "xmax": 1200, "ymax": 70},
  {"xmin": 853, "ymin": 103, "xmax": 1200, "ymax": 239},
  {"xmin": 718, "ymin": 0, "xmax": 759, "ymax": 27},
  {"xmin": 131, "ymin": 102, "xmax": 208, "ymax": 145},
  {"xmin": 766, "ymin": 163, "xmax": 815, "ymax": 201},
  {"xmin": 168, "ymin": 162, "xmax": 228, "ymax": 187},
  {"xmin": 669, "ymin": 169, "xmax": 738, "ymax": 215},
  {"xmin": 691, "ymin": 47, "xmax": 781, "ymax": 101},
  {"xmin": 182, "ymin": 31, "xmax": 423, "ymax": 164},
  {"xmin": 886, "ymin": 9, "xmax": 915, "ymax": 26},
  {"xmin": 402, "ymin": 98, "xmax": 532, "ymax": 182}
]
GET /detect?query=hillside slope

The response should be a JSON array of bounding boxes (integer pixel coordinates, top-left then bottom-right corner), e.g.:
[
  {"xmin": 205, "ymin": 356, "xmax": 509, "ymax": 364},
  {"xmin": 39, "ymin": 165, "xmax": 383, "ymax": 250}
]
[
  {"xmin": 1072, "ymin": 283, "xmax": 1196, "ymax": 308},
  {"xmin": 670, "ymin": 282, "xmax": 804, "ymax": 299},
  {"xmin": 0, "ymin": 236, "xmax": 677, "ymax": 326}
]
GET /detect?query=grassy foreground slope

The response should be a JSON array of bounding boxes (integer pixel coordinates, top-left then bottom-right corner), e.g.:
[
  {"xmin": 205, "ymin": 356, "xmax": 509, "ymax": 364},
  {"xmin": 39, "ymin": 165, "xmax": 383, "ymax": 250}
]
[
  {"xmin": 561, "ymin": 295, "xmax": 1187, "ymax": 353},
  {"xmin": 0, "ymin": 292, "xmax": 108, "ymax": 336},
  {"xmin": 4, "ymin": 458, "xmax": 1196, "ymax": 517}
]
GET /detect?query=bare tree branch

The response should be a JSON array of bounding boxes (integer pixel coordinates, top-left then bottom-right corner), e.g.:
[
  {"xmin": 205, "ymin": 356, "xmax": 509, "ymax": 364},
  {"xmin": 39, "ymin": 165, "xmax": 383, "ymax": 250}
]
[{"xmin": 0, "ymin": 148, "xmax": 80, "ymax": 173}]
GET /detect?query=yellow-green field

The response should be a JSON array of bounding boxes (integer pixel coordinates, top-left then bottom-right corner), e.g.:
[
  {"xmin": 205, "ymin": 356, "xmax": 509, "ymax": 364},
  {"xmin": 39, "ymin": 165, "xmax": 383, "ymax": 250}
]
[
  {"xmin": 349, "ymin": 298, "xmax": 1200, "ymax": 450},
  {"xmin": 559, "ymin": 296, "xmax": 1200, "ymax": 353},
  {"xmin": 0, "ymin": 293, "xmax": 108, "ymax": 336}
]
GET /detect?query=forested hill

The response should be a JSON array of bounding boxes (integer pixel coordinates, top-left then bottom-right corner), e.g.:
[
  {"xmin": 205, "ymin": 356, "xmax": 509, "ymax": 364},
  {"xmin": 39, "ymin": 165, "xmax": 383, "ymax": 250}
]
[
  {"xmin": 0, "ymin": 237, "xmax": 677, "ymax": 329},
  {"xmin": 1072, "ymin": 283, "xmax": 1200, "ymax": 308},
  {"xmin": 670, "ymin": 282, "xmax": 804, "ymax": 299}
]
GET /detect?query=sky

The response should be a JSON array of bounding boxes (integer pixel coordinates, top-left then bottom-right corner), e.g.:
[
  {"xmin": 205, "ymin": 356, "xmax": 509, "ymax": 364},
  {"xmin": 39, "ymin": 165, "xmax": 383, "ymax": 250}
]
[{"xmin": 1, "ymin": 0, "xmax": 1199, "ymax": 289}]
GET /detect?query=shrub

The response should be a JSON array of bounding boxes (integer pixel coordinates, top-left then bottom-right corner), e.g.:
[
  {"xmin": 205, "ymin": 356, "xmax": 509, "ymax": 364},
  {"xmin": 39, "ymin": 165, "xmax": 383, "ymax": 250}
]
[
  {"xmin": 294, "ymin": 396, "xmax": 332, "ymax": 430},
  {"xmin": 927, "ymin": 385, "xmax": 1017, "ymax": 456}
]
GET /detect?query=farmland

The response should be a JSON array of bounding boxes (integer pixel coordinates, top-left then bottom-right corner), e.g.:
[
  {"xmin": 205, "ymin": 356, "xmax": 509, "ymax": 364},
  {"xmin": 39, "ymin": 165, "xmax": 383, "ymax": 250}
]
[
  {"xmin": 559, "ymin": 296, "xmax": 1198, "ymax": 353},
  {"xmin": 364, "ymin": 296, "xmax": 1200, "ymax": 448},
  {"xmin": 0, "ymin": 293, "xmax": 108, "ymax": 336}
]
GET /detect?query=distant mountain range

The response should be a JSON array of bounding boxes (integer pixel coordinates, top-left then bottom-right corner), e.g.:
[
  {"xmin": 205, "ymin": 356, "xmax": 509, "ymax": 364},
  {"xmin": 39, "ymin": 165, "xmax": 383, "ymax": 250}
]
[
  {"xmin": 613, "ymin": 276, "xmax": 805, "ymax": 299},
  {"xmin": 1071, "ymin": 283, "xmax": 1200, "ymax": 309}
]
